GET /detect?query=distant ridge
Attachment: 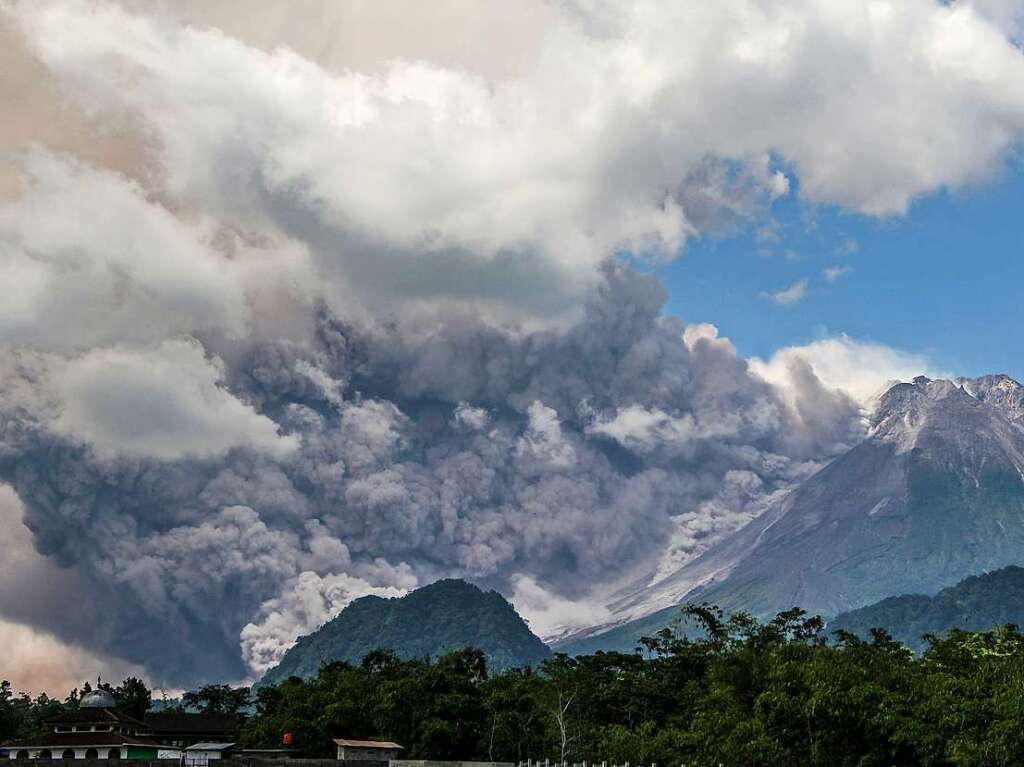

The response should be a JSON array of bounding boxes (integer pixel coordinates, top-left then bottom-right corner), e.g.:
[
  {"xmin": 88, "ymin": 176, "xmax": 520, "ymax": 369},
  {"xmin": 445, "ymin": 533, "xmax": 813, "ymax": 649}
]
[
  {"xmin": 830, "ymin": 565, "xmax": 1024, "ymax": 652},
  {"xmin": 260, "ymin": 579, "xmax": 551, "ymax": 685}
]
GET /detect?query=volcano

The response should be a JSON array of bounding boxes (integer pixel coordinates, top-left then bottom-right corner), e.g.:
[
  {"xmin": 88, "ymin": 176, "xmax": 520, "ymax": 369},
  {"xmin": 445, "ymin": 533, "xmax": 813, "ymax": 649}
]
[{"xmin": 558, "ymin": 375, "xmax": 1024, "ymax": 653}]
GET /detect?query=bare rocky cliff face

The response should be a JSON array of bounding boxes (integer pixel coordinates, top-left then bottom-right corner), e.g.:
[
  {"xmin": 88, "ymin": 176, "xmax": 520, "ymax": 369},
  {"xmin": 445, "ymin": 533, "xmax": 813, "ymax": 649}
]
[{"xmin": 558, "ymin": 375, "xmax": 1024, "ymax": 654}]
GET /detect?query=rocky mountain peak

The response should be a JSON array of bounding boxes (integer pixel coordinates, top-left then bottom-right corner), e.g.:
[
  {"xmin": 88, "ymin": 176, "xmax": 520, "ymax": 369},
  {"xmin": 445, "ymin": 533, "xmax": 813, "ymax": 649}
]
[
  {"xmin": 958, "ymin": 374, "xmax": 1024, "ymax": 421},
  {"xmin": 870, "ymin": 374, "xmax": 1024, "ymax": 445},
  {"xmin": 869, "ymin": 376, "xmax": 980, "ymax": 452}
]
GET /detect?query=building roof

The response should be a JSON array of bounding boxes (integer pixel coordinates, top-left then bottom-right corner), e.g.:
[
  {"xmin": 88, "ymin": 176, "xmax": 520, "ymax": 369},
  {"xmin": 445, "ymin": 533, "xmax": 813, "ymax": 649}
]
[
  {"xmin": 80, "ymin": 691, "xmax": 117, "ymax": 710},
  {"xmin": 48, "ymin": 708, "xmax": 146, "ymax": 727},
  {"xmin": 332, "ymin": 740, "xmax": 403, "ymax": 750},
  {"xmin": 185, "ymin": 743, "xmax": 236, "ymax": 752},
  {"xmin": 3, "ymin": 732, "xmax": 166, "ymax": 750},
  {"xmin": 143, "ymin": 712, "xmax": 242, "ymax": 735}
]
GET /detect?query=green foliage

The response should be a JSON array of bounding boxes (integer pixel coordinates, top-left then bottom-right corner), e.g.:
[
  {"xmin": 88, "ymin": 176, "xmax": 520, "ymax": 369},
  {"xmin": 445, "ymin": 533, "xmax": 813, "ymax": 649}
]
[
  {"xmin": 14, "ymin": 603, "xmax": 1024, "ymax": 765},
  {"xmin": 241, "ymin": 603, "xmax": 1024, "ymax": 766},
  {"xmin": 181, "ymin": 684, "xmax": 250, "ymax": 715},
  {"xmin": 832, "ymin": 565, "xmax": 1024, "ymax": 653},
  {"xmin": 0, "ymin": 676, "xmax": 153, "ymax": 744},
  {"xmin": 113, "ymin": 677, "xmax": 152, "ymax": 720},
  {"xmin": 0, "ymin": 681, "xmax": 37, "ymax": 745},
  {"xmin": 260, "ymin": 579, "xmax": 551, "ymax": 686}
]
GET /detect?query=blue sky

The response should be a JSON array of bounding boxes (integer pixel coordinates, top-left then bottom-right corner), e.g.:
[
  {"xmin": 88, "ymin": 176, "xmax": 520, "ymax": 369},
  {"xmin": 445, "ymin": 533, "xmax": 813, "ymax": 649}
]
[{"xmin": 658, "ymin": 158, "xmax": 1024, "ymax": 380}]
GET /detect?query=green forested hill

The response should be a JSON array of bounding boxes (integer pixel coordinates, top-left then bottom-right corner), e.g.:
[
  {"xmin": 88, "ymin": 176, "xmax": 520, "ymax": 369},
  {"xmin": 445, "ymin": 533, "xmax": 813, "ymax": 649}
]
[
  {"xmin": 830, "ymin": 565, "xmax": 1024, "ymax": 652},
  {"xmin": 260, "ymin": 579, "xmax": 550, "ymax": 685}
]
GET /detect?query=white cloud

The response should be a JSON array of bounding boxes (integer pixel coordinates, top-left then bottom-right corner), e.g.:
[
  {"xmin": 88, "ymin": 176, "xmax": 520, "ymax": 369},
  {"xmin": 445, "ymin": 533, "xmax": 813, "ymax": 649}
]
[
  {"xmin": 823, "ymin": 265, "xmax": 853, "ymax": 282},
  {"xmin": 963, "ymin": 0, "xmax": 1024, "ymax": 40},
  {"xmin": 240, "ymin": 570, "xmax": 411, "ymax": 676},
  {"xmin": 588, "ymin": 404, "xmax": 742, "ymax": 454},
  {"xmin": 768, "ymin": 170, "xmax": 791, "ymax": 198},
  {"xmin": 751, "ymin": 335, "xmax": 945, "ymax": 404},
  {"xmin": 5, "ymin": 0, "xmax": 1024, "ymax": 321},
  {"xmin": 114, "ymin": 0, "xmax": 555, "ymax": 82},
  {"xmin": 517, "ymin": 400, "xmax": 576, "ymax": 470},
  {"xmin": 0, "ymin": 152, "xmax": 252, "ymax": 349},
  {"xmin": 0, "ymin": 151, "xmax": 320, "ymax": 351},
  {"xmin": 51, "ymin": 339, "xmax": 297, "ymax": 460},
  {"xmin": 762, "ymin": 279, "xmax": 808, "ymax": 306},
  {"xmin": 509, "ymin": 574, "xmax": 611, "ymax": 641},
  {"xmin": 452, "ymin": 402, "xmax": 490, "ymax": 431},
  {"xmin": 682, "ymin": 322, "xmax": 736, "ymax": 353}
]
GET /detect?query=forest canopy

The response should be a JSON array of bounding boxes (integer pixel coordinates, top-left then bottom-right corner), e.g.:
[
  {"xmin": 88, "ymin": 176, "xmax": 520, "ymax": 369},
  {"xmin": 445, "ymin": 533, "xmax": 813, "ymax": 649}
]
[{"xmin": 6, "ymin": 605, "xmax": 1024, "ymax": 766}]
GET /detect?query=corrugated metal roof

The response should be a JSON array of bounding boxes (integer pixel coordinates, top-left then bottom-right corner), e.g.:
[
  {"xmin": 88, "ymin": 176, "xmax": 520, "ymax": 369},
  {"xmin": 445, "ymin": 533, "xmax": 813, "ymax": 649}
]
[
  {"xmin": 333, "ymin": 739, "xmax": 403, "ymax": 750},
  {"xmin": 185, "ymin": 742, "xmax": 236, "ymax": 751}
]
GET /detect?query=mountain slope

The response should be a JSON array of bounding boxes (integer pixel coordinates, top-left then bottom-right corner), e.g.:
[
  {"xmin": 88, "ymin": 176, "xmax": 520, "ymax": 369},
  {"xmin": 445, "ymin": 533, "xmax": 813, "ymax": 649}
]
[
  {"xmin": 830, "ymin": 565, "xmax": 1024, "ymax": 652},
  {"xmin": 558, "ymin": 375, "xmax": 1024, "ymax": 654},
  {"xmin": 260, "ymin": 579, "xmax": 551, "ymax": 685}
]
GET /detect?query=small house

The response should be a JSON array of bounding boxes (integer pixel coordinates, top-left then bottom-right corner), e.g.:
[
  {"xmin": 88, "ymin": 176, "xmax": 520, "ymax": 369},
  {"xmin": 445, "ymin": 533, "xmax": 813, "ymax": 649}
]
[
  {"xmin": 333, "ymin": 739, "xmax": 402, "ymax": 762},
  {"xmin": 183, "ymin": 742, "xmax": 236, "ymax": 767}
]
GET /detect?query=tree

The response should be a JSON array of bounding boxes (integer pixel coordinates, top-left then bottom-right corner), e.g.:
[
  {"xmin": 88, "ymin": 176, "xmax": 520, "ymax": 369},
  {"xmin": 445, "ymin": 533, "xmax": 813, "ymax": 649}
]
[
  {"xmin": 0, "ymin": 681, "xmax": 23, "ymax": 744},
  {"xmin": 479, "ymin": 669, "xmax": 546, "ymax": 762},
  {"xmin": 552, "ymin": 688, "xmax": 577, "ymax": 763},
  {"xmin": 228, "ymin": 604, "xmax": 1024, "ymax": 767},
  {"xmin": 182, "ymin": 685, "xmax": 250, "ymax": 715},
  {"xmin": 115, "ymin": 677, "xmax": 152, "ymax": 720}
]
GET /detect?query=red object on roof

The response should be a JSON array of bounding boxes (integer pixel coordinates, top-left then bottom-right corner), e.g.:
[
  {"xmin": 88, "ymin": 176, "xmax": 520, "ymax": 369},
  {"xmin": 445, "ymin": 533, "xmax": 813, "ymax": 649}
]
[{"xmin": 332, "ymin": 739, "xmax": 403, "ymax": 750}]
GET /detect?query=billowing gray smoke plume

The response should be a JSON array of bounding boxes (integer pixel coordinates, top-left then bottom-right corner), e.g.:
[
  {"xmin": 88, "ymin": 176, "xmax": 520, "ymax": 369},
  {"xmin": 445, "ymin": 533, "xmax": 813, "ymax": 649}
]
[
  {"xmin": 0, "ymin": 265, "xmax": 863, "ymax": 685},
  {"xmin": 2, "ymin": 0, "xmax": 1023, "ymax": 687}
]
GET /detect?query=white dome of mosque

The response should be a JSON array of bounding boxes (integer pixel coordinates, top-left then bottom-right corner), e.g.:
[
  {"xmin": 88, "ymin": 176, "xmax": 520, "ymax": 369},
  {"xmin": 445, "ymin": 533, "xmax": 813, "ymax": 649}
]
[{"xmin": 80, "ymin": 689, "xmax": 117, "ymax": 709}]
